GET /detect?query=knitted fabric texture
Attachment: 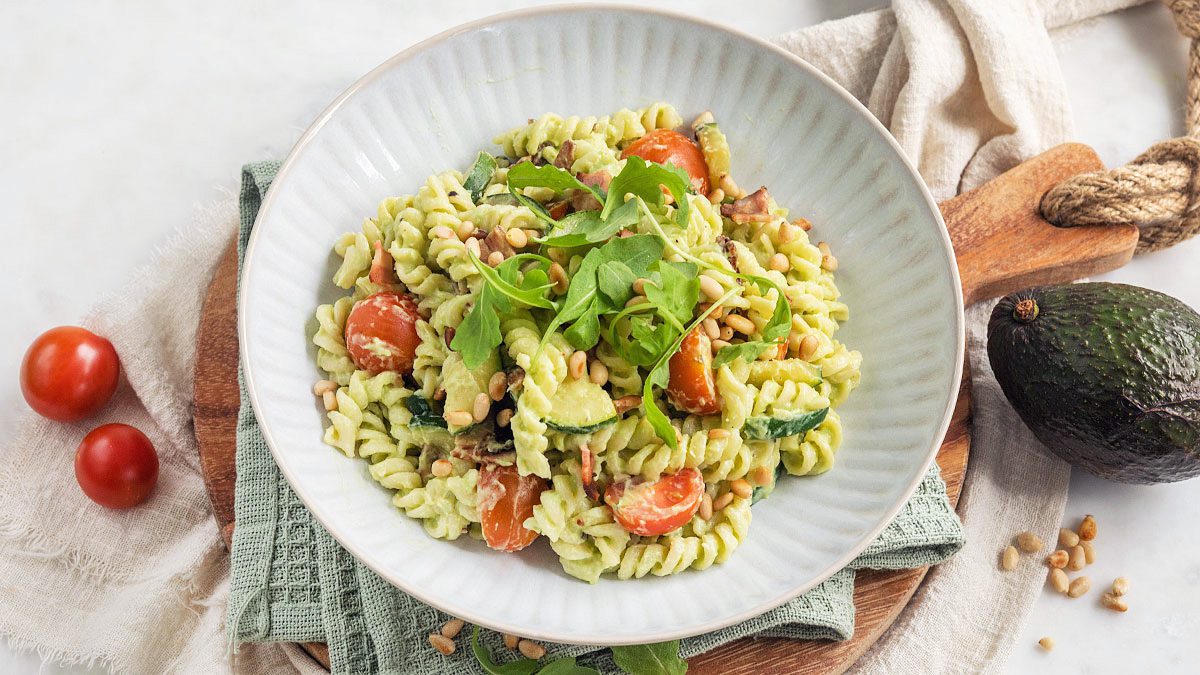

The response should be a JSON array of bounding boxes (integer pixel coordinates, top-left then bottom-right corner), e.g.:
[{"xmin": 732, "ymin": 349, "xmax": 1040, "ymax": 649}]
[{"xmin": 226, "ymin": 162, "xmax": 965, "ymax": 674}]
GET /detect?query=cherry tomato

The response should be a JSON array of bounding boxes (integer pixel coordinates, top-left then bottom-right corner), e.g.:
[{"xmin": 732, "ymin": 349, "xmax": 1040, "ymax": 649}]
[
  {"xmin": 75, "ymin": 423, "xmax": 159, "ymax": 509},
  {"xmin": 344, "ymin": 292, "xmax": 421, "ymax": 375},
  {"xmin": 479, "ymin": 465, "xmax": 546, "ymax": 552},
  {"xmin": 621, "ymin": 129, "xmax": 710, "ymax": 195},
  {"xmin": 20, "ymin": 326, "xmax": 120, "ymax": 422},
  {"xmin": 605, "ymin": 468, "xmax": 705, "ymax": 537},
  {"xmin": 667, "ymin": 327, "xmax": 721, "ymax": 415}
]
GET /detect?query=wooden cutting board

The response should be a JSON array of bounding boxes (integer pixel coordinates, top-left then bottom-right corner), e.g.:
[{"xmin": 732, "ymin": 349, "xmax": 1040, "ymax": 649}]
[{"xmin": 193, "ymin": 143, "xmax": 1137, "ymax": 673}]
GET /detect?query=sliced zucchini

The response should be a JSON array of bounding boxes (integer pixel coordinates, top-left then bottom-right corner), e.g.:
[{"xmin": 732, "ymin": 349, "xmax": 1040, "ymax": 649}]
[
  {"xmin": 544, "ymin": 378, "xmax": 618, "ymax": 434},
  {"xmin": 695, "ymin": 123, "xmax": 731, "ymax": 186},
  {"xmin": 442, "ymin": 350, "xmax": 500, "ymax": 433},
  {"xmin": 743, "ymin": 407, "xmax": 829, "ymax": 441},
  {"xmin": 406, "ymin": 395, "xmax": 447, "ymax": 428}
]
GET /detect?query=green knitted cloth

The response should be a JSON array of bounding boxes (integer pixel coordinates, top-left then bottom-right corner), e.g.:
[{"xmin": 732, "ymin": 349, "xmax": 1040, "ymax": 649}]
[{"xmin": 227, "ymin": 162, "xmax": 965, "ymax": 674}]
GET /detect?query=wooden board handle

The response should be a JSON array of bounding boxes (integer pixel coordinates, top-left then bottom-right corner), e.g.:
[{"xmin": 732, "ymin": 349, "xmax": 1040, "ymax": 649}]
[{"xmin": 940, "ymin": 143, "xmax": 1140, "ymax": 306}]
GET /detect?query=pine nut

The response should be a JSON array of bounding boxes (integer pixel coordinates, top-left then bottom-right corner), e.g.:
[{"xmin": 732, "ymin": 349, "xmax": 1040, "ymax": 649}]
[
  {"xmin": 588, "ymin": 360, "xmax": 609, "ymax": 386},
  {"xmin": 313, "ymin": 379, "xmax": 338, "ymax": 396},
  {"xmin": 699, "ymin": 318, "xmax": 719, "ymax": 340},
  {"xmin": 1078, "ymin": 514, "xmax": 1097, "ymax": 541},
  {"xmin": 719, "ymin": 174, "xmax": 745, "ymax": 199},
  {"xmin": 568, "ymin": 351, "xmax": 587, "ymax": 379},
  {"xmin": 431, "ymin": 459, "xmax": 453, "ymax": 478},
  {"xmin": 321, "ymin": 390, "xmax": 338, "ymax": 412},
  {"xmin": 489, "ymin": 371, "xmax": 508, "ymax": 401},
  {"xmin": 1049, "ymin": 568, "xmax": 1069, "ymax": 593},
  {"xmin": 1001, "ymin": 545, "xmax": 1019, "ymax": 571},
  {"xmin": 496, "ymin": 408, "xmax": 513, "ymax": 427},
  {"xmin": 613, "ymin": 395, "xmax": 642, "ymax": 414},
  {"xmin": 632, "ymin": 278, "xmax": 648, "ymax": 295},
  {"xmin": 718, "ymin": 325, "xmax": 734, "ymax": 341},
  {"xmin": 471, "ymin": 392, "xmax": 491, "ymax": 423},
  {"xmin": 455, "ymin": 221, "xmax": 476, "ymax": 241},
  {"xmin": 625, "ymin": 295, "xmax": 648, "ymax": 308},
  {"xmin": 464, "ymin": 237, "xmax": 481, "ymax": 258},
  {"xmin": 793, "ymin": 218, "xmax": 812, "ymax": 232},
  {"xmin": 799, "ymin": 334, "xmax": 819, "ymax": 360},
  {"xmin": 1100, "ymin": 592, "xmax": 1128, "ymax": 612},
  {"xmin": 692, "ymin": 111, "xmax": 715, "ymax": 128},
  {"xmin": 707, "ymin": 188, "xmax": 725, "ymax": 204},
  {"xmin": 699, "ymin": 275, "xmax": 724, "ymax": 301},
  {"xmin": 725, "ymin": 314, "xmax": 756, "ymax": 335},
  {"xmin": 503, "ymin": 633, "xmax": 520, "ymax": 650},
  {"xmin": 817, "ymin": 241, "xmax": 831, "ymax": 256},
  {"xmin": 713, "ymin": 492, "xmax": 734, "ymax": 511},
  {"xmin": 1112, "ymin": 576, "xmax": 1129, "ymax": 596},
  {"xmin": 440, "ymin": 618, "xmax": 465, "ymax": 638},
  {"xmin": 1046, "ymin": 550, "xmax": 1068, "ymax": 569},
  {"xmin": 1038, "ymin": 637, "xmax": 1055, "ymax": 652},
  {"xmin": 769, "ymin": 253, "xmax": 790, "ymax": 273},
  {"xmin": 429, "ymin": 633, "xmax": 455, "ymax": 655},
  {"xmin": 505, "ymin": 227, "xmax": 528, "ymax": 248},
  {"xmin": 1016, "ymin": 532, "xmax": 1043, "ymax": 553},
  {"xmin": 518, "ymin": 640, "xmax": 545, "ymax": 660},
  {"xmin": 444, "ymin": 410, "xmax": 473, "ymax": 427},
  {"xmin": 708, "ymin": 428, "xmax": 730, "ymax": 440},
  {"xmin": 730, "ymin": 478, "xmax": 752, "ymax": 499},
  {"xmin": 711, "ymin": 339, "xmax": 731, "ymax": 354},
  {"xmin": 1067, "ymin": 576, "xmax": 1091, "ymax": 598},
  {"xmin": 1068, "ymin": 545, "xmax": 1086, "ymax": 571},
  {"xmin": 698, "ymin": 493, "xmax": 714, "ymax": 520},
  {"xmin": 549, "ymin": 263, "xmax": 569, "ymax": 294},
  {"xmin": 487, "ymin": 250, "xmax": 505, "ymax": 267},
  {"xmin": 430, "ymin": 225, "xmax": 455, "ymax": 240},
  {"xmin": 1058, "ymin": 528, "xmax": 1079, "ymax": 548},
  {"xmin": 1081, "ymin": 539, "xmax": 1095, "ymax": 564},
  {"xmin": 821, "ymin": 254, "xmax": 839, "ymax": 272},
  {"xmin": 778, "ymin": 221, "xmax": 797, "ymax": 244},
  {"xmin": 750, "ymin": 465, "xmax": 773, "ymax": 486}
]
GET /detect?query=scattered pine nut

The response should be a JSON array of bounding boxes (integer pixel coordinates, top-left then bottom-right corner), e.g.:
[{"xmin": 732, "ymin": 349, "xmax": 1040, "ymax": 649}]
[
  {"xmin": 487, "ymin": 250, "xmax": 505, "ymax": 267},
  {"xmin": 778, "ymin": 221, "xmax": 797, "ymax": 244},
  {"xmin": 698, "ymin": 493, "xmax": 714, "ymax": 520},
  {"xmin": 1068, "ymin": 576, "xmax": 1091, "ymax": 598},
  {"xmin": 1049, "ymin": 568, "xmax": 1069, "ymax": 593},
  {"xmin": 799, "ymin": 334, "xmax": 819, "ymax": 360},
  {"xmin": 793, "ymin": 218, "xmax": 813, "ymax": 232},
  {"xmin": 488, "ymin": 371, "xmax": 508, "ymax": 401},
  {"xmin": 518, "ymin": 640, "xmax": 546, "ymax": 660},
  {"xmin": 750, "ymin": 466, "xmax": 773, "ymax": 486},
  {"xmin": 472, "ymin": 392, "xmax": 491, "ymax": 423},
  {"xmin": 769, "ymin": 253, "xmax": 790, "ymax": 273},
  {"xmin": 718, "ymin": 325, "xmax": 735, "ymax": 341},
  {"xmin": 549, "ymin": 262, "xmax": 569, "ymax": 294},
  {"xmin": 440, "ymin": 618, "xmax": 465, "ymax": 638},
  {"xmin": 464, "ymin": 236, "xmax": 481, "ymax": 258},
  {"xmin": 725, "ymin": 314, "xmax": 756, "ymax": 335},
  {"xmin": 1068, "ymin": 545, "xmax": 1086, "ymax": 571},
  {"xmin": 708, "ymin": 428, "xmax": 730, "ymax": 440},
  {"xmin": 613, "ymin": 395, "xmax": 642, "ymax": 414},
  {"xmin": 505, "ymin": 227, "xmax": 528, "ymax": 248},
  {"xmin": 313, "ymin": 379, "xmax": 338, "ymax": 396},
  {"xmin": 1078, "ymin": 514, "xmax": 1097, "ymax": 541},
  {"xmin": 1001, "ymin": 545, "xmax": 1019, "ymax": 571},
  {"xmin": 699, "ymin": 275, "xmax": 724, "ymax": 301},
  {"xmin": 322, "ymin": 390, "xmax": 338, "ymax": 412},
  {"xmin": 713, "ymin": 492, "xmax": 734, "ymax": 511},
  {"xmin": 692, "ymin": 111, "xmax": 715, "ymax": 128},
  {"xmin": 718, "ymin": 174, "xmax": 745, "ymax": 199},
  {"xmin": 455, "ymin": 221, "xmax": 476, "ymax": 241},
  {"xmin": 1038, "ymin": 637, "xmax": 1055, "ymax": 652},
  {"xmin": 702, "ymin": 318, "xmax": 720, "ymax": 340},
  {"xmin": 430, "ymin": 225, "xmax": 455, "ymax": 240},
  {"xmin": 1081, "ymin": 539, "xmax": 1095, "ymax": 565},
  {"xmin": 1058, "ymin": 528, "xmax": 1080, "ymax": 548},
  {"xmin": 431, "ymin": 459, "xmax": 453, "ymax": 478},
  {"xmin": 587, "ymin": 360, "xmax": 609, "ymax": 386},
  {"xmin": 503, "ymin": 633, "xmax": 520, "ymax": 650},
  {"xmin": 1046, "ymin": 550, "xmax": 1068, "ymax": 569},
  {"xmin": 429, "ymin": 633, "xmax": 455, "ymax": 655},
  {"xmin": 632, "ymin": 278, "xmax": 648, "ymax": 295},
  {"xmin": 444, "ymin": 410, "xmax": 473, "ymax": 427},
  {"xmin": 821, "ymin": 254, "xmax": 839, "ymax": 272},
  {"xmin": 1100, "ymin": 592, "xmax": 1129, "ymax": 612},
  {"xmin": 496, "ymin": 408, "xmax": 513, "ymax": 427},
  {"xmin": 707, "ymin": 188, "xmax": 725, "ymax": 204},
  {"xmin": 730, "ymin": 478, "xmax": 753, "ymax": 499},
  {"xmin": 568, "ymin": 350, "xmax": 587, "ymax": 379},
  {"xmin": 1112, "ymin": 577, "xmax": 1129, "ymax": 596},
  {"xmin": 1016, "ymin": 532, "xmax": 1043, "ymax": 553},
  {"xmin": 711, "ymin": 339, "xmax": 731, "ymax": 353}
]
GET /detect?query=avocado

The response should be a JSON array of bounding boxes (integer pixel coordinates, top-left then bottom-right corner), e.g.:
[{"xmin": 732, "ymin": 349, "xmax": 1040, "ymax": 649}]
[{"xmin": 987, "ymin": 282, "xmax": 1200, "ymax": 484}]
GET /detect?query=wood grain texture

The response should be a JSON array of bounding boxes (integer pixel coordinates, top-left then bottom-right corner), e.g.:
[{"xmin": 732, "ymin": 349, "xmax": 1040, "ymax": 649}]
[{"xmin": 192, "ymin": 143, "xmax": 1137, "ymax": 673}]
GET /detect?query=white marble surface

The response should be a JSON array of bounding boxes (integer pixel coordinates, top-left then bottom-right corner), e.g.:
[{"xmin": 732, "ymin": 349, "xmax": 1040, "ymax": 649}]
[{"xmin": 1, "ymin": 1, "xmax": 1196, "ymax": 673}]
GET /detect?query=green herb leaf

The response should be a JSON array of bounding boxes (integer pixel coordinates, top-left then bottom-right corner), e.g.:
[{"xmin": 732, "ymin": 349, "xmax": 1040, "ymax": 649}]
[
  {"xmin": 536, "ymin": 657, "xmax": 600, "ymax": 675},
  {"xmin": 645, "ymin": 261, "xmax": 698, "ymax": 326},
  {"xmin": 597, "ymin": 260, "xmax": 637, "ymax": 308},
  {"xmin": 453, "ymin": 286, "xmax": 504, "ymax": 369},
  {"xmin": 471, "ymin": 627, "xmax": 540, "ymax": 675},
  {"xmin": 507, "ymin": 161, "xmax": 604, "ymax": 200},
  {"xmin": 564, "ymin": 299, "xmax": 602, "ymax": 350},
  {"xmin": 405, "ymin": 395, "xmax": 447, "ymax": 428},
  {"xmin": 747, "ymin": 275, "xmax": 791, "ymax": 343},
  {"xmin": 603, "ymin": 156, "xmax": 691, "ymax": 227},
  {"xmin": 611, "ymin": 641, "xmax": 687, "ymax": 675},
  {"xmin": 464, "ymin": 152, "xmax": 498, "ymax": 203},
  {"xmin": 711, "ymin": 341, "xmax": 775, "ymax": 368},
  {"xmin": 537, "ymin": 199, "xmax": 639, "ymax": 248},
  {"xmin": 470, "ymin": 252, "xmax": 556, "ymax": 310},
  {"xmin": 627, "ymin": 315, "xmax": 676, "ymax": 367}
]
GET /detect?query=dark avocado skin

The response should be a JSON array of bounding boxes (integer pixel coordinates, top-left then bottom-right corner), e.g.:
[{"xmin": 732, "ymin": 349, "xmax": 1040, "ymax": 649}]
[{"xmin": 988, "ymin": 282, "xmax": 1200, "ymax": 484}]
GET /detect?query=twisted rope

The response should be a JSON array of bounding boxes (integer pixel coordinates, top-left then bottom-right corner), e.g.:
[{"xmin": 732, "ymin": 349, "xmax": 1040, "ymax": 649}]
[{"xmin": 1040, "ymin": 0, "xmax": 1200, "ymax": 253}]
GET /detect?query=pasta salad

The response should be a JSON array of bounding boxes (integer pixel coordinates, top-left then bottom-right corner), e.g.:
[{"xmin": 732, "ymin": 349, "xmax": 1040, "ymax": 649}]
[{"xmin": 311, "ymin": 103, "xmax": 862, "ymax": 582}]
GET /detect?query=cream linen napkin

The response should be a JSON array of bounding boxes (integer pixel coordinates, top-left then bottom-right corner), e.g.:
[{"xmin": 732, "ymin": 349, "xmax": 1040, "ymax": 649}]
[{"xmin": 0, "ymin": 1, "xmax": 1155, "ymax": 672}]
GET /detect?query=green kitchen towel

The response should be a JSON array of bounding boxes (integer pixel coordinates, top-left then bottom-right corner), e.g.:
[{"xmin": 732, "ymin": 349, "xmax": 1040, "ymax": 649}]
[{"xmin": 227, "ymin": 161, "xmax": 965, "ymax": 674}]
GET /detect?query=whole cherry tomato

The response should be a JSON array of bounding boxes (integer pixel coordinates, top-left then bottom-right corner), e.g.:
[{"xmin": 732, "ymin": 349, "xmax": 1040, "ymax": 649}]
[
  {"xmin": 667, "ymin": 327, "xmax": 721, "ymax": 415},
  {"xmin": 622, "ymin": 129, "xmax": 711, "ymax": 194},
  {"xmin": 21, "ymin": 326, "xmax": 120, "ymax": 422},
  {"xmin": 344, "ymin": 292, "xmax": 421, "ymax": 375},
  {"xmin": 75, "ymin": 423, "xmax": 159, "ymax": 509},
  {"xmin": 605, "ymin": 468, "xmax": 705, "ymax": 537},
  {"xmin": 479, "ymin": 465, "xmax": 546, "ymax": 552}
]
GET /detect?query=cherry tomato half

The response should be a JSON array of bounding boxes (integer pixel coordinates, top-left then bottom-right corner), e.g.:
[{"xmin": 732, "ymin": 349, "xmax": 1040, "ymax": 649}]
[
  {"xmin": 344, "ymin": 292, "xmax": 421, "ymax": 375},
  {"xmin": 75, "ymin": 423, "xmax": 159, "ymax": 509},
  {"xmin": 21, "ymin": 326, "xmax": 120, "ymax": 422},
  {"xmin": 605, "ymin": 468, "xmax": 705, "ymax": 537},
  {"xmin": 621, "ymin": 129, "xmax": 710, "ymax": 195},
  {"xmin": 479, "ymin": 465, "xmax": 547, "ymax": 552},
  {"xmin": 667, "ymin": 327, "xmax": 721, "ymax": 416}
]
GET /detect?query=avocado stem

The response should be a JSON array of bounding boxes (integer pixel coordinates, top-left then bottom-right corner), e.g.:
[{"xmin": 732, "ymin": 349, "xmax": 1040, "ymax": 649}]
[{"xmin": 1014, "ymin": 298, "xmax": 1039, "ymax": 323}]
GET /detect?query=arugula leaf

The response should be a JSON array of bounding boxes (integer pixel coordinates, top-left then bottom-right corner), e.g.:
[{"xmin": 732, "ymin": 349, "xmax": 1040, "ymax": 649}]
[
  {"xmin": 507, "ymin": 161, "xmax": 604, "ymax": 200},
  {"xmin": 711, "ymin": 340, "xmax": 775, "ymax": 368},
  {"xmin": 536, "ymin": 657, "xmax": 599, "ymax": 675},
  {"xmin": 645, "ymin": 261, "xmax": 698, "ymax": 327},
  {"xmin": 597, "ymin": 260, "xmax": 636, "ymax": 308},
  {"xmin": 509, "ymin": 188, "xmax": 557, "ymax": 226},
  {"xmin": 469, "ymin": 252, "xmax": 556, "ymax": 310},
  {"xmin": 470, "ymin": 628, "xmax": 600, "ymax": 675},
  {"xmin": 464, "ymin": 152, "xmax": 498, "ymax": 203},
  {"xmin": 452, "ymin": 286, "xmax": 503, "ymax": 370},
  {"xmin": 536, "ymin": 199, "xmax": 639, "ymax": 248},
  {"xmin": 611, "ymin": 641, "xmax": 687, "ymax": 675},
  {"xmin": 627, "ymin": 315, "xmax": 676, "ymax": 367},
  {"xmin": 564, "ymin": 299, "xmax": 601, "ymax": 350},
  {"xmin": 603, "ymin": 156, "xmax": 691, "ymax": 227},
  {"xmin": 747, "ymin": 275, "xmax": 791, "ymax": 343}
]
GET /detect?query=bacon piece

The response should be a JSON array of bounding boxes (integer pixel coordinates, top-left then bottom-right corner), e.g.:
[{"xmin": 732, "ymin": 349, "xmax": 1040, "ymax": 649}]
[
  {"xmin": 368, "ymin": 240, "xmax": 397, "ymax": 285},
  {"xmin": 580, "ymin": 444, "xmax": 600, "ymax": 502},
  {"xmin": 578, "ymin": 170, "xmax": 612, "ymax": 191},
  {"xmin": 547, "ymin": 201, "xmax": 570, "ymax": 220},
  {"xmin": 720, "ymin": 187, "xmax": 772, "ymax": 224},
  {"xmin": 553, "ymin": 140, "xmax": 576, "ymax": 170},
  {"xmin": 478, "ymin": 226, "xmax": 515, "ymax": 261}
]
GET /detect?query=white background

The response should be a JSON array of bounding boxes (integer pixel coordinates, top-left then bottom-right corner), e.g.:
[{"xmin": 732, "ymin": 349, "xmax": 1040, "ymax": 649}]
[{"xmin": 2, "ymin": 1, "xmax": 1198, "ymax": 673}]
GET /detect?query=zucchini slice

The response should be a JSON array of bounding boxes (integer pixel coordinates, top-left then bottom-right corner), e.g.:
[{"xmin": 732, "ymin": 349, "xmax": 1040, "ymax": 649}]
[
  {"xmin": 545, "ymin": 378, "xmax": 618, "ymax": 434},
  {"xmin": 406, "ymin": 395, "xmax": 447, "ymax": 428},
  {"xmin": 743, "ymin": 407, "xmax": 829, "ymax": 441},
  {"xmin": 695, "ymin": 123, "xmax": 731, "ymax": 187},
  {"xmin": 442, "ymin": 350, "xmax": 500, "ymax": 433}
]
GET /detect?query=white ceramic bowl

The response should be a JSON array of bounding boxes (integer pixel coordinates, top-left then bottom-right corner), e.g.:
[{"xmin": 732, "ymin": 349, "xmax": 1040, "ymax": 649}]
[{"xmin": 241, "ymin": 5, "xmax": 963, "ymax": 646}]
